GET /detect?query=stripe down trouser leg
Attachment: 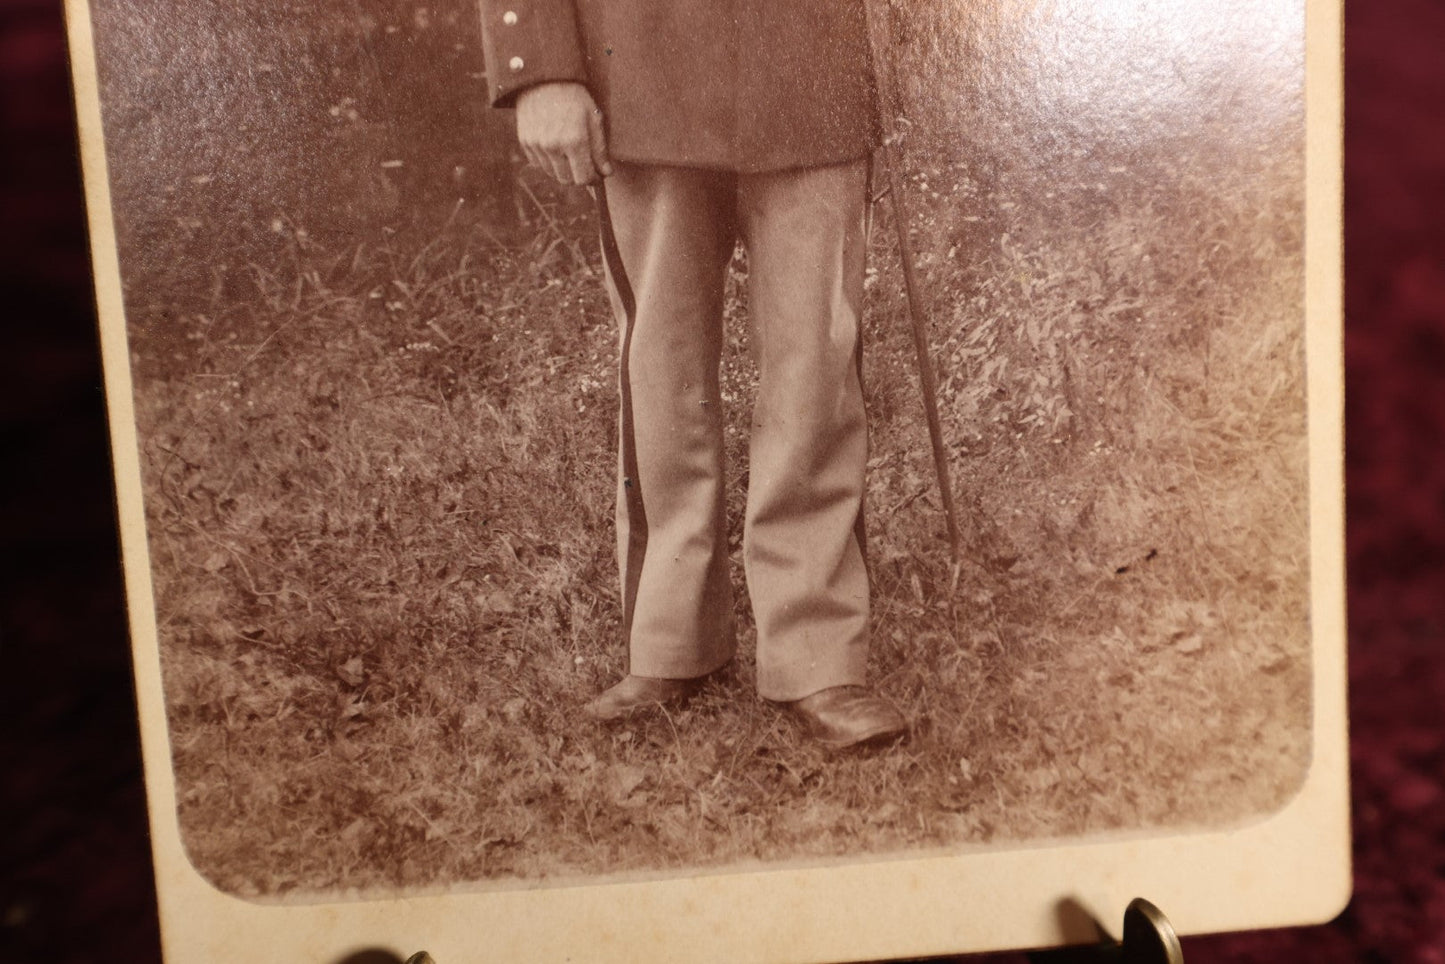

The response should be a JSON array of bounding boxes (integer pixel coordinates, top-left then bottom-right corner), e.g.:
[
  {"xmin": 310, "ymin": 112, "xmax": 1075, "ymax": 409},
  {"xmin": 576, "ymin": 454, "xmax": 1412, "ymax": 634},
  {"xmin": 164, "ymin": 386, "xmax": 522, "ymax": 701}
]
[{"xmin": 598, "ymin": 166, "xmax": 738, "ymax": 681}]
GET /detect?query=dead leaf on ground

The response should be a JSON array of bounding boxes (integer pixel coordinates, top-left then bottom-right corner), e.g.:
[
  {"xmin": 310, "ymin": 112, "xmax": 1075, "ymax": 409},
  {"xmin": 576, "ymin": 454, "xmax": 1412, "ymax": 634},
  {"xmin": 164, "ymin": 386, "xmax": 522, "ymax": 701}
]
[
  {"xmin": 1174, "ymin": 632, "xmax": 1205, "ymax": 655},
  {"xmin": 336, "ymin": 691, "xmax": 365, "ymax": 716},
  {"xmin": 475, "ymin": 589, "xmax": 517, "ymax": 614},
  {"xmin": 336, "ymin": 656, "xmax": 366, "ymax": 686},
  {"xmin": 610, "ymin": 764, "xmax": 647, "ymax": 800},
  {"xmin": 339, "ymin": 817, "xmax": 371, "ymax": 846}
]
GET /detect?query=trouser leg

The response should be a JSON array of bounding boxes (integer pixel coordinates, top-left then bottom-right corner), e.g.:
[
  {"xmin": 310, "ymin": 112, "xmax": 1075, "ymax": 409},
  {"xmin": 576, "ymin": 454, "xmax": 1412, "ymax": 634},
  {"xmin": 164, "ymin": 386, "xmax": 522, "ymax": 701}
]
[
  {"xmin": 739, "ymin": 159, "xmax": 872, "ymax": 701},
  {"xmin": 597, "ymin": 165, "xmax": 737, "ymax": 679}
]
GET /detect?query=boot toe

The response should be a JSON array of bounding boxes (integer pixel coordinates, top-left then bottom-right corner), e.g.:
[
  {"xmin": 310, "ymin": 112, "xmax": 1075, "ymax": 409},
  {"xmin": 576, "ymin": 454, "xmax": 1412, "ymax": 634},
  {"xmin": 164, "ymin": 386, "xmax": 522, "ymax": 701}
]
[
  {"xmin": 582, "ymin": 674, "xmax": 709, "ymax": 722},
  {"xmin": 781, "ymin": 685, "xmax": 908, "ymax": 750}
]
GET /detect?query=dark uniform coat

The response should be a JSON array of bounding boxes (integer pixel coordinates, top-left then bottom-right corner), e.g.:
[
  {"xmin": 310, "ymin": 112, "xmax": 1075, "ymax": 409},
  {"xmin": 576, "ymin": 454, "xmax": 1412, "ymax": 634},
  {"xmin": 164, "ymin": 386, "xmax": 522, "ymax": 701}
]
[{"xmin": 478, "ymin": 0, "xmax": 879, "ymax": 172}]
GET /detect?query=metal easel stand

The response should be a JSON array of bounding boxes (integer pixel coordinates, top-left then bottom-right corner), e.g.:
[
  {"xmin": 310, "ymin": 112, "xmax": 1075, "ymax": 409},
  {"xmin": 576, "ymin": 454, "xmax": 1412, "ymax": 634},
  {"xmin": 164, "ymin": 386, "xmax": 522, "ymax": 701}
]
[
  {"xmin": 1025, "ymin": 899, "xmax": 1184, "ymax": 964},
  {"xmin": 401, "ymin": 897, "xmax": 1183, "ymax": 964}
]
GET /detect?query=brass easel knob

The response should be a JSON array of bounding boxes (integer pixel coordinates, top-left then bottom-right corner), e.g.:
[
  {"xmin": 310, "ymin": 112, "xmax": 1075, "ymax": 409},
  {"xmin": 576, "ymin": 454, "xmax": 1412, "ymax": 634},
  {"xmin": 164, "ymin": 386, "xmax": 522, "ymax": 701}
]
[
  {"xmin": 1025, "ymin": 897, "xmax": 1184, "ymax": 963},
  {"xmin": 1120, "ymin": 898, "xmax": 1183, "ymax": 964}
]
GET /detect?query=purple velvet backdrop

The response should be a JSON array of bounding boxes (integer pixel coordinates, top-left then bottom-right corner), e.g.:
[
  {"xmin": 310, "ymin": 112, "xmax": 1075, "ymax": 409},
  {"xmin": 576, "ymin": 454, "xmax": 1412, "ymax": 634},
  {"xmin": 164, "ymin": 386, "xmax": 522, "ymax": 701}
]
[{"xmin": 2, "ymin": 0, "xmax": 1440, "ymax": 960}]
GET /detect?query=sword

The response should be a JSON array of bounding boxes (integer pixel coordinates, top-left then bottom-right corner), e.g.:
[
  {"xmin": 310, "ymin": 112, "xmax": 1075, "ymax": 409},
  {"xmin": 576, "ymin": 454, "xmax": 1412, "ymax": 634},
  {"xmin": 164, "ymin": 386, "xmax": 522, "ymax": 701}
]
[{"xmin": 862, "ymin": 0, "xmax": 965, "ymax": 562}]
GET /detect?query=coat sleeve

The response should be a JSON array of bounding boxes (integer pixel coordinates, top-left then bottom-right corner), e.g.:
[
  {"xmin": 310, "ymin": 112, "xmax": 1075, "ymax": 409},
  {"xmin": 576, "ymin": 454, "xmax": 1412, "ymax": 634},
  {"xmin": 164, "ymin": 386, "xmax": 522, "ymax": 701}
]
[{"xmin": 478, "ymin": 0, "xmax": 589, "ymax": 108}]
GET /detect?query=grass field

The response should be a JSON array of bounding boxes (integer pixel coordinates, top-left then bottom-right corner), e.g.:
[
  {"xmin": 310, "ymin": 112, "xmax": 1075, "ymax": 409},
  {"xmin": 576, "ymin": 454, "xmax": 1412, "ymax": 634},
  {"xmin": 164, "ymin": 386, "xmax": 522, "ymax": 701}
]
[
  {"xmin": 121, "ymin": 138, "xmax": 1310, "ymax": 897},
  {"xmin": 100, "ymin": 0, "xmax": 1313, "ymax": 899}
]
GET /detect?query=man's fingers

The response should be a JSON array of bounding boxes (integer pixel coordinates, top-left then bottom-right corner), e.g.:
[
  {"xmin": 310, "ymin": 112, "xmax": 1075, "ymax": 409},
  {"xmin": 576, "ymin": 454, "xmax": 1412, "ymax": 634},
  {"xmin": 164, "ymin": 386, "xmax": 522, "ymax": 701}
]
[
  {"xmin": 527, "ymin": 141, "xmax": 567, "ymax": 183},
  {"xmin": 524, "ymin": 143, "xmax": 555, "ymax": 179},
  {"xmin": 587, "ymin": 108, "xmax": 613, "ymax": 179},
  {"xmin": 548, "ymin": 147, "xmax": 577, "ymax": 185},
  {"xmin": 564, "ymin": 142, "xmax": 597, "ymax": 186},
  {"xmin": 521, "ymin": 138, "xmax": 589, "ymax": 184}
]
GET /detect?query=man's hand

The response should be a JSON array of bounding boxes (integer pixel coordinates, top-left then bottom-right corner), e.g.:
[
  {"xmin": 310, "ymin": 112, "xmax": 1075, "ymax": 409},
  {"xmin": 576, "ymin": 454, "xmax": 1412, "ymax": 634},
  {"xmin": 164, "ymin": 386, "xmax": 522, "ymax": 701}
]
[{"xmin": 515, "ymin": 82, "xmax": 613, "ymax": 185}]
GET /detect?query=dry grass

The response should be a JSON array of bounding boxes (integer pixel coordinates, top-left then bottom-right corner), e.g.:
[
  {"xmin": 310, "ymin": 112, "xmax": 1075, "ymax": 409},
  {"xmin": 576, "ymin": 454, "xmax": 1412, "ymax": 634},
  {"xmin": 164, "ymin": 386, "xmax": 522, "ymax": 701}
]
[
  {"xmin": 124, "ymin": 130, "xmax": 1313, "ymax": 897},
  {"xmin": 98, "ymin": 0, "xmax": 1313, "ymax": 900}
]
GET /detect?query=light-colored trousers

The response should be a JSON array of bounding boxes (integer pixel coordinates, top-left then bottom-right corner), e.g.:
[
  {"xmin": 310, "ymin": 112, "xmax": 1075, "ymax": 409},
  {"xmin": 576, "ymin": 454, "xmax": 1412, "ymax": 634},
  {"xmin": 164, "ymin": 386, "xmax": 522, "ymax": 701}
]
[{"xmin": 597, "ymin": 159, "xmax": 871, "ymax": 702}]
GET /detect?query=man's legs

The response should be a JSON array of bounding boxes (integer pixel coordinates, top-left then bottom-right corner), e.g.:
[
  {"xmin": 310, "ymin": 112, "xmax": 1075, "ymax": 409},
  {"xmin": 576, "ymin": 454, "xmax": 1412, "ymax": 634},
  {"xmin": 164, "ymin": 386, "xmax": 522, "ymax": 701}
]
[
  {"xmin": 738, "ymin": 159, "xmax": 872, "ymax": 702},
  {"xmin": 590, "ymin": 159, "xmax": 904, "ymax": 746},
  {"xmin": 596, "ymin": 164, "xmax": 737, "ymax": 682}
]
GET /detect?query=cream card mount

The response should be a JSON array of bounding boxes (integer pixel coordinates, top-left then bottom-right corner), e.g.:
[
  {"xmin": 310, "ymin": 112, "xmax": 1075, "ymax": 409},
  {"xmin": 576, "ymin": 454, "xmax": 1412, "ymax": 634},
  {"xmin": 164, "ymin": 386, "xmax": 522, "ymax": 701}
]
[{"xmin": 67, "ymin": 0, "xmax": 1346, "ymax": 959}]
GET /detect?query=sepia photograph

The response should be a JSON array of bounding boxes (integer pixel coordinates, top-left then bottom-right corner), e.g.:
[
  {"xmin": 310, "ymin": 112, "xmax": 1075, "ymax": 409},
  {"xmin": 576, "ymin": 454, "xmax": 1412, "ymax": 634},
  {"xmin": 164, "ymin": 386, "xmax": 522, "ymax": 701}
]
[{"xmin": 70, "ymin": 0, "xmax": 1346, "ymax": 954}]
